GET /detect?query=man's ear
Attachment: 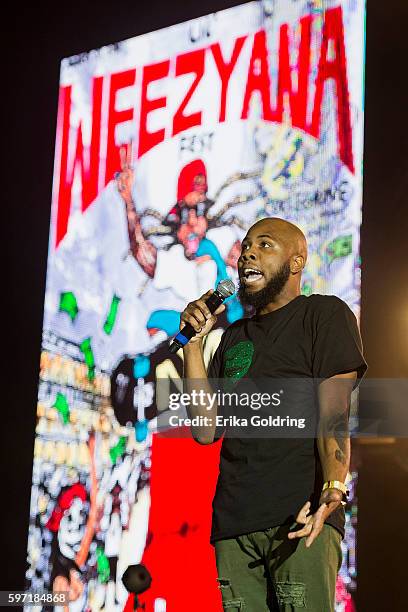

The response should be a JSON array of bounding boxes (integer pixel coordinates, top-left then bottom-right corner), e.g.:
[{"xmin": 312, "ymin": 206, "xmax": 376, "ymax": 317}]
[{"xmin": 291, "ymin": 254, "xmax": 305, "ymax": 273}]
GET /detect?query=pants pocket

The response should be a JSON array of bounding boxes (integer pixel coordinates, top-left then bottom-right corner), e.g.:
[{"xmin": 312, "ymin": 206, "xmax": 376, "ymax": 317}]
[
  {"xmin": 217, "ymin": 578, "xmax": 245, "ymax": 610},
  {"xmin": 275, "ymin": 581, "xmax": 307, "ymax": 608}
]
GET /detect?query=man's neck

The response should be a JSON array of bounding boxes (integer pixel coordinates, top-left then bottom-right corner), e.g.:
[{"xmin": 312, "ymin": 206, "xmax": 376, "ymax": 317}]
[{"xmin": 257, "ymin": 290, "xmax": 301, "ymax": 316}]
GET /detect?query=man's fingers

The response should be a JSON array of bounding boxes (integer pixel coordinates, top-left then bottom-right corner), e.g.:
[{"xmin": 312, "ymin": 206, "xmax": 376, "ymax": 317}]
[
  {"xmin": 305, "ymin": 530, "xmax": 318, "ymax": 548},
  {"xmin": 181, "ymin": 301, "xmax": 216, "ymax": 331},
  {"xmin": 289, "ymin": 501, "xmax": 313, "ymax": 539},
  {"xmin": 179, "ymin": 289, "xmax": 226, "ymax": 336},
  {"xmin": 303, "ymin": 506, "xmax": 326, "ymax": 547},
  {"xmin": 214, "ymin": 304, "xmax": 226, "ymax": 315},
  {"xmin": 186, "ymin": 304, "xmax": 207, "ymax": 327},
  {"xmin": 288, "ymin": 523, "xmax": 312, "ymax": 539},
  {"xmin": 181, "ymin": 311, "xmax": 205, "ymax": 332},
  {"xmin": 194, "ymin": 299, "xmax": 212, "ymax": 320},
  {"xmin": 295, "ymin": 501, "xmax": 311, "ymax": 523},
  {"xmin": 305, "ymin": 535, "xmax": 316, "ymax": 548},
  {"xmin": 287, "ymin": 501, "xmax": 329, "ymax": 545},
  {"xmin": 305, "ymin": 523, "xmax": 323, "ymax": 548},
  {"xmin": 198, "ymin": 289, "xmax": 227, "ymax": 318},
  {"xmin": 201, "ymin": 289, "xmax": 214, "ymax": 299}
]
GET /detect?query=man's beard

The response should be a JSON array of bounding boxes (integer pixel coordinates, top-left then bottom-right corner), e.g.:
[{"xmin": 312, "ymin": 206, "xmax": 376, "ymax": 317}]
[{"xmin": 238, "ymin": 260, "xmax": 291, "ymax": 310}]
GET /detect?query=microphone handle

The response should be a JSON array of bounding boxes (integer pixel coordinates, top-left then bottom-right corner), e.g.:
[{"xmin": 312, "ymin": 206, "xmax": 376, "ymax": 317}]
[{"xmin": 169, "ymin": 290, "xmax": 224, "ymax": 353}]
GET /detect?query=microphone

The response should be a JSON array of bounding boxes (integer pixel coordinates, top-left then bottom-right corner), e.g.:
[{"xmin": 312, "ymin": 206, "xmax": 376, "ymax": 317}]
[{"xmin": 169, "ymin": 279, "xmax": 235, "ymax": 354}]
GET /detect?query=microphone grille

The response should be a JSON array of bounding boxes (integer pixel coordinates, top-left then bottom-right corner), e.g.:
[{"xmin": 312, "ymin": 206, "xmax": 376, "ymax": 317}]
[{"xmin": 216, "ymin": 279, "xmax": 235, "ymax": 298}]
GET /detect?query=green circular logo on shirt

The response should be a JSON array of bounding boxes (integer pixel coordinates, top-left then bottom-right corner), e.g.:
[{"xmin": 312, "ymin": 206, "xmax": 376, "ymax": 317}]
[{"xmin": 223, "ymin": 341, "xmax": 254, "ymax": 385}]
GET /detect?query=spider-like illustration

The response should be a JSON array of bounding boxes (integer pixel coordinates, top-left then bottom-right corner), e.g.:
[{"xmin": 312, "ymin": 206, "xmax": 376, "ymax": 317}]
[{"xmin": 116, "ymin": 145, "xmax": 265, "ymax": 333}]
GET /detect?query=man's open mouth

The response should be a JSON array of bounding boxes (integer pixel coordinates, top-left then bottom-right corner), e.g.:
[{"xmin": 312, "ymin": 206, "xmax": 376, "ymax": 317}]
[{"xmin": 241, "ymin": 267, "xmax": 264, "ymax": 284}]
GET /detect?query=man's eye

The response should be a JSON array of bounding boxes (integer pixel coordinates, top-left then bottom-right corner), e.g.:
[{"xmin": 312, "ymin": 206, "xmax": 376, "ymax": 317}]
[{"xmin": 261, "ymin": 242, "xmax": 271, "ymax": 247}]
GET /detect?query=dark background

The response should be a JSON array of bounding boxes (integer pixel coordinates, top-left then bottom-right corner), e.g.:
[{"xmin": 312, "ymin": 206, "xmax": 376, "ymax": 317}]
[{"xmin": 4, "ymin": 1, "xmax": 408, "ymax": 610}]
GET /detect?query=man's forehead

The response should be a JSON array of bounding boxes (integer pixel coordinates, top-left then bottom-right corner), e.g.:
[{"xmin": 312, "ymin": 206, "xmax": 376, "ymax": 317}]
[{"xmin": 243, "ymin": 222, "xmax": 284, "ymax": 242}]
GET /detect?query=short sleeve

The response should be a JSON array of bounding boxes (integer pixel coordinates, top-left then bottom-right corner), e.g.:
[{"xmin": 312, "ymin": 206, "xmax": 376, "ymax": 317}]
[{"xmin": 312, "ymin": 299, "xmax": 368, "ymax": 388}]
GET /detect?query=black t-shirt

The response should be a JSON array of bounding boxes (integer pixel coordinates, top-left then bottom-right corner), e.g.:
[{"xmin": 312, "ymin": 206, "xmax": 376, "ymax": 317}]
[{"xmin": 207, "ymin": 294, "xmax": 368, "ymax": 544}]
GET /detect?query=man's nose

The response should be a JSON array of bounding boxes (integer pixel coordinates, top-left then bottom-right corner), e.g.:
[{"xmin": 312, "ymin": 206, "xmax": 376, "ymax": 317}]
[{"xmin": 240, "ymin": 249, "xmax": 257, "ymax": 262}]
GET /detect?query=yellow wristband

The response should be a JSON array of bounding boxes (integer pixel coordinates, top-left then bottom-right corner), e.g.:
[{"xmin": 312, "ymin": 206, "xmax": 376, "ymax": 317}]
[
  {"xmin": 321, "ymin": 481, "xmax": 349, "ymax": 506},
  {"xmin": 322, "ymin": 480, "xmax": 349, "ymax": 498}
]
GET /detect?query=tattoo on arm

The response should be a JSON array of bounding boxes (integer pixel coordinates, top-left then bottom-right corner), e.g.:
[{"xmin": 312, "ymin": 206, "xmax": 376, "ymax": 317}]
[
  {"xmin": 321, "ymin": 410, "xmax": 350, "ymax": 466},
  {"xmin": 335, "ymin": 448, "xmax": 347, "ymax": 466}
]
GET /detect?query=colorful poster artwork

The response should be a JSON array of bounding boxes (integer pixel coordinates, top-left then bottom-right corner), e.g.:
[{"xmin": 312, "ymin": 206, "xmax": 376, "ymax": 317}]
[{"xmin": 26, "ymin": 2, "xmax": 365, "ymax": 610}]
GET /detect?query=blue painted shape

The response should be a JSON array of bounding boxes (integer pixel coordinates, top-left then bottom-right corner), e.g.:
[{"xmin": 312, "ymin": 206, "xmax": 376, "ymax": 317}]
[
  {"xmin": 226, "ymin": 296, "xmax": 244, "ymax": 323},
  {"xmin": 197, "ymin": 237, "xmax": 243, "ymax": 321},
  {"xmin": 196, "ymin": 237, "xmax": 228, "ymax": 288},
  {"xmin": 135, "ymin": 419, "xmax": 148, "ymax": 442},
  {"xmin": 133, "ymin": 355, "xmax": 150, "ymax": 378},
  {"xmin": 147, "ymin": 310, "xmax": 181, "ymax": 336}
]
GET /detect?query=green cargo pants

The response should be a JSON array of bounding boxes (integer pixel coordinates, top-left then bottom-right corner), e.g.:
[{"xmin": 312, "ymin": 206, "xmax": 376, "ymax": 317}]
[{"xmin": 214, "ymin": 523, "xmax": 342, "ymax": 611}]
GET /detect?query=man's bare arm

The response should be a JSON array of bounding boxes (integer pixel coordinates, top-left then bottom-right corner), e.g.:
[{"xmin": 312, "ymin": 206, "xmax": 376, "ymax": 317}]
[
  {"xmin": 316, "ymin": 371, "xmax": 356, "ymax": 496},
  {"xmin": 181, "ymin": 290, "xmax": 226, "ymax": 444},
  {"xmin": 288, "ymin": 371, "xmax": 357, "ymax": 547}
]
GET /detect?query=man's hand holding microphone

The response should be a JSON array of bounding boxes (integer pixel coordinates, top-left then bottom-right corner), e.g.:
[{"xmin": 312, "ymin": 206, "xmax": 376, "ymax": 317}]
[
  {"xmin": 170, "ymin": 281, "xmax": 235, "ymax": 444},
  {"xmin": 180, "ymin": 289, "xmax": 226, "ymax": 344}
]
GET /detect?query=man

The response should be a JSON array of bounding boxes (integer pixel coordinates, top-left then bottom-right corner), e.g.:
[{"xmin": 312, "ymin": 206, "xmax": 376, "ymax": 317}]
[{"xmin": 180, "ymin": 217, "xmax": 367, "ymax": 611}]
